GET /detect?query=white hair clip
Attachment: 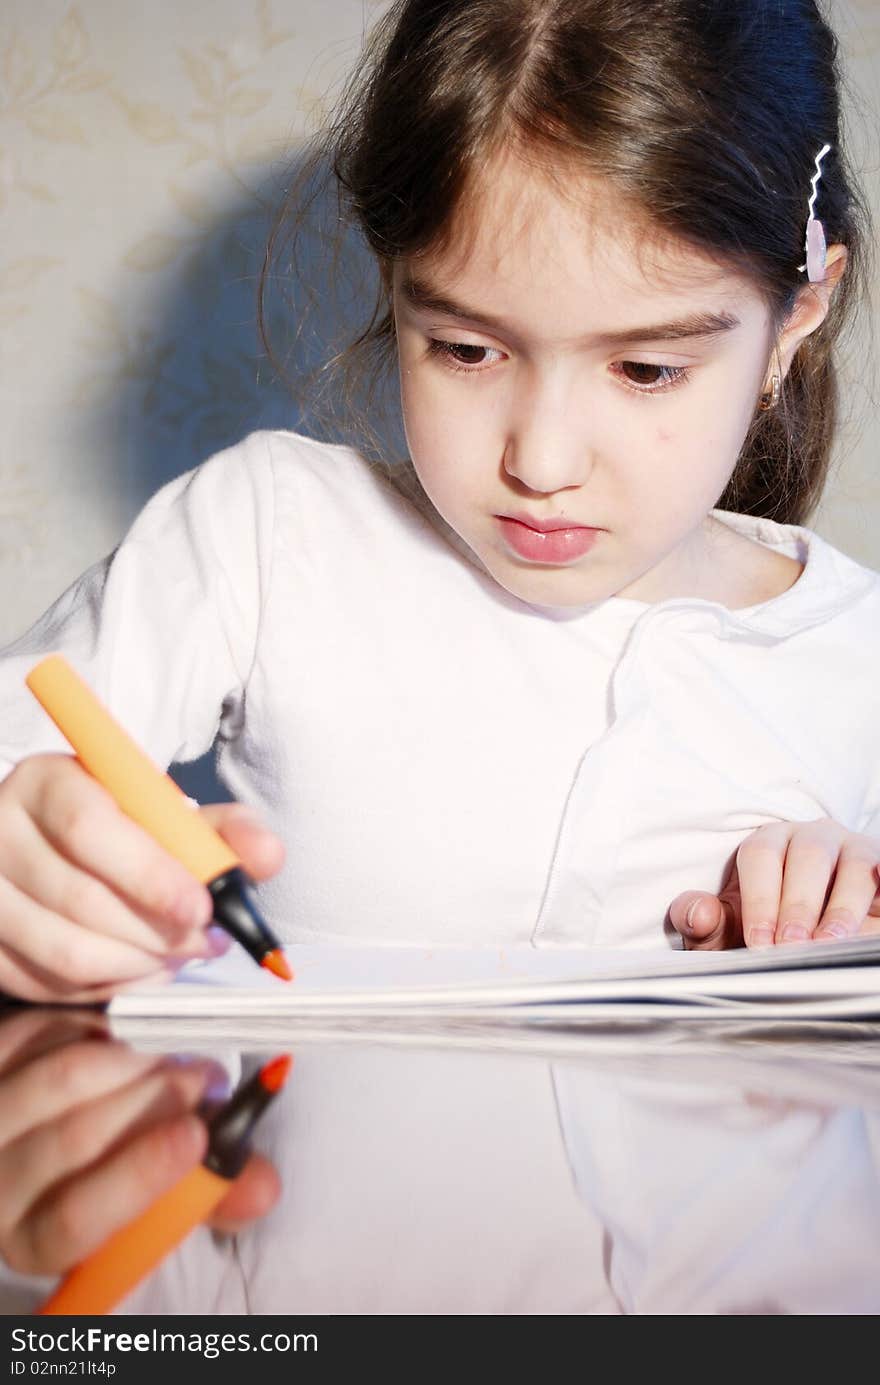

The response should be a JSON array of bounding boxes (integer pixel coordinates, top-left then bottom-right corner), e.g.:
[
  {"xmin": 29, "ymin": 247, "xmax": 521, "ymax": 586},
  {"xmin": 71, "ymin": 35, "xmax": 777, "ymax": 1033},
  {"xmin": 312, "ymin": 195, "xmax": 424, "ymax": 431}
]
[{"xmin": 798, "ymin": 143, "xmax": 831, "ymax": 283}]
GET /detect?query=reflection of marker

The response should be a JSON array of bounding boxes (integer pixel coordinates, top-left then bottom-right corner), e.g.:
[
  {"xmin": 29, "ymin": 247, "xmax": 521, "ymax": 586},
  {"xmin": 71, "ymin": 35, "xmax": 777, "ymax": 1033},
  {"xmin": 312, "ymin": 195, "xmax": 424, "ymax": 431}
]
[
  {"xmin": 39, "ymin": 1054, "xmax": 292, "ymax": 1316},
  {"xmin": 26, "ymin": 655, "xmax": 292, "ymax": 981}
]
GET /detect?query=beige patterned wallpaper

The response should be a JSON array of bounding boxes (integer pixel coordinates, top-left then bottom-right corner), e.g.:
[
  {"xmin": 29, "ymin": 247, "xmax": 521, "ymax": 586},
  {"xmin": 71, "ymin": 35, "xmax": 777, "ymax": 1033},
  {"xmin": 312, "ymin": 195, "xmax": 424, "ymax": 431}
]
[{"xmin": 0, "ymin": 0, "xmax": 878, "ymax": 648}]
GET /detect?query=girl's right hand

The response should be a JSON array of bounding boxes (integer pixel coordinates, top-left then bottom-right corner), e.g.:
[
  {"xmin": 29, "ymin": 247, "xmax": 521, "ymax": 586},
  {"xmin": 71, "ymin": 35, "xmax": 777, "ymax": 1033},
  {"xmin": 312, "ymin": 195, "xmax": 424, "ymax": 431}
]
[
  {"xmin": 0, "ymin": 1008, "xmax": 280, "ymax": 1279},
  {"xmin": 0, "ymin": 753, "xmax": 285, "ymax": 1003}
]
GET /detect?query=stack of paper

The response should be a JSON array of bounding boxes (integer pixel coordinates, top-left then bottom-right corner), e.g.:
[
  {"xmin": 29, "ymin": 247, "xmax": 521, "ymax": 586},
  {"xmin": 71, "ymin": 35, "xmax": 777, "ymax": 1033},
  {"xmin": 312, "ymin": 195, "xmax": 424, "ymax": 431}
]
[{"xmin": 108, "ymin": 935, "xmax": 880, "ymax": 1025}]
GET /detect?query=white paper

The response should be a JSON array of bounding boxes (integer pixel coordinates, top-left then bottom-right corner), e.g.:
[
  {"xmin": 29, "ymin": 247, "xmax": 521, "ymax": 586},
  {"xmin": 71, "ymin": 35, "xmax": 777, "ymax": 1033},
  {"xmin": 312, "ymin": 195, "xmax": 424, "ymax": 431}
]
[{"xmin": 107, "ymin": 935, "xmax": 880, "ymax": 1024}]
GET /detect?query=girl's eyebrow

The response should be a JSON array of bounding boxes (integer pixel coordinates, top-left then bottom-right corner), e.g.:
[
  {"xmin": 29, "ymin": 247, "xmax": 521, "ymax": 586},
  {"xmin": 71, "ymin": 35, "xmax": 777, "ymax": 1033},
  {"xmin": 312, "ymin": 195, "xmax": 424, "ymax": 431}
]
[{"xmin": 400, "ymin": 275, "xmax": 741, "ymax": 346}]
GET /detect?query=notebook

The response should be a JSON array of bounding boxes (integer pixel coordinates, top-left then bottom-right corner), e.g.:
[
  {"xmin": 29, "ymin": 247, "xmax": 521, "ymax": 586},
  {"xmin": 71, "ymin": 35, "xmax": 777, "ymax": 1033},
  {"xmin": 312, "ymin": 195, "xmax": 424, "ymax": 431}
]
[{"xmin": 108, "ymin": 934, "xmax": 880, "ymax": 1025}]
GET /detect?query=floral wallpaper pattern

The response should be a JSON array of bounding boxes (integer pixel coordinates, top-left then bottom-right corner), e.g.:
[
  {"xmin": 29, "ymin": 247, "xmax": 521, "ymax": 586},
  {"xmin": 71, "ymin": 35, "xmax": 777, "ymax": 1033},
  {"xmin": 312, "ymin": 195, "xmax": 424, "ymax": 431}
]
[{"xmin": 0, "ymin": 0, "xmax": 877, "ymax": 646}]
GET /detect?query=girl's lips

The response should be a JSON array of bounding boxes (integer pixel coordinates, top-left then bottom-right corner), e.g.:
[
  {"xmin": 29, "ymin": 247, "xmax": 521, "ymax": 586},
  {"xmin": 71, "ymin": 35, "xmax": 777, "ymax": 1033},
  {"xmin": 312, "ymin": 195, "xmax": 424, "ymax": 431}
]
[{"xmin": 496, "ymin": 515, "xmax": 601, "ymax": 565}]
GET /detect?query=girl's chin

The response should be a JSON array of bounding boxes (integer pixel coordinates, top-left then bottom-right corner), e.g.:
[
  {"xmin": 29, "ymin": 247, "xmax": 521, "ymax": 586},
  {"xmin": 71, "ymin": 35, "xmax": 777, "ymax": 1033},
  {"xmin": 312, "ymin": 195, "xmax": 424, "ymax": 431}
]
[{"xmin": 482, "ymin": 554, "xmax": 610, "ymax": 609}]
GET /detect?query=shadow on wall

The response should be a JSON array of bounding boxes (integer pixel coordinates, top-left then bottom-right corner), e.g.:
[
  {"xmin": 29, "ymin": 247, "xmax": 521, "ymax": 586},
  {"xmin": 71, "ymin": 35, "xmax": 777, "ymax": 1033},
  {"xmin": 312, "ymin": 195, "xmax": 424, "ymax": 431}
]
[{"xmin": 77, "ymin": 152, "xmax": 404, "ymax": 802}]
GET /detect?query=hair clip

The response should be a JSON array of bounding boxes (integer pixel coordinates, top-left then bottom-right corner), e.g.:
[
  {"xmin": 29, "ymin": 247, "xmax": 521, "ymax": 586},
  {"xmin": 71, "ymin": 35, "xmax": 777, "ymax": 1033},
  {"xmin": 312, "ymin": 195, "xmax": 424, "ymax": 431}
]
[{"xmin": 798, "ymin": 143, "xmax": 831, "ymax": 283}]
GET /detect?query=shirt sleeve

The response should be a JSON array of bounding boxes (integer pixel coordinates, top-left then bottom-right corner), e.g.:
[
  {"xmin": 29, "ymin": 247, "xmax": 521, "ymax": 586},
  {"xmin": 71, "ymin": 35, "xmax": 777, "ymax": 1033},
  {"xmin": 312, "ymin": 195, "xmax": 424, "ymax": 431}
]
[{"xmin": 0, "ymin": 431, "xmax": 275, "ymax": 781}]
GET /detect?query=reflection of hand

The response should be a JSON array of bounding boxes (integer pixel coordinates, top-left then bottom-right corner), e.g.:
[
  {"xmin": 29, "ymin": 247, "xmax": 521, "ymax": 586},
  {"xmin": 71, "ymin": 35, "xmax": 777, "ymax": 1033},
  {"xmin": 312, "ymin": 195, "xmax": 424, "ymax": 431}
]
[
  {"xmin": 0, "ymin": 754, "xmax": 285, "ymax": 1002},
  {"xmin": 668, "ymin": 819, "xmax": 880, "ymax": 950},
  {"xmin": 0, "ymin": 1008, "xmax": 280, "ymax": 1277}
]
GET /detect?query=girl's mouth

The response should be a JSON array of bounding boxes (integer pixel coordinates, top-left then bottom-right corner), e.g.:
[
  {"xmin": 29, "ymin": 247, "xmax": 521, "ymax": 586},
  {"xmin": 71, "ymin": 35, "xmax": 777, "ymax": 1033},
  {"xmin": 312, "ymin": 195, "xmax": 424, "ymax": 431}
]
[{"xmin": 495, "ymin": 514, "xmax": 602, "ymax": 564}]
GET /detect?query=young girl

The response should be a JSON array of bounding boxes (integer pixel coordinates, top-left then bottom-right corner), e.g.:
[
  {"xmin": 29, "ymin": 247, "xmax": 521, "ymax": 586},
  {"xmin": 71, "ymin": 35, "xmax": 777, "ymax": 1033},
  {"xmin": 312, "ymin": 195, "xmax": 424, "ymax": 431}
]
[{"xmin": 0, "ymin": 0, "xmax": 878, "ymax": 1003}]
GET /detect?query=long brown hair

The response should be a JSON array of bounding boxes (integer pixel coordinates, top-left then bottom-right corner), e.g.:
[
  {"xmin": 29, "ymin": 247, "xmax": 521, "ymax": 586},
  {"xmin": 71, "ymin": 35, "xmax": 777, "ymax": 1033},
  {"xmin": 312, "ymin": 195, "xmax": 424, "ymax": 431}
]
[{"xmin": 260, "ymin": 0, "xmax": 873, "ymax": 525}]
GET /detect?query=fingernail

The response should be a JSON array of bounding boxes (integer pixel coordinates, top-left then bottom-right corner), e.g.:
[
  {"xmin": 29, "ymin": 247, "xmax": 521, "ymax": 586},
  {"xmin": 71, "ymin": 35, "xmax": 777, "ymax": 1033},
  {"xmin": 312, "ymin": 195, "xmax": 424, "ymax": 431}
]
[
  {"xmin": 748, "ymin": 926, "xmax": 774, "ymax": 948},
  {"xmin": 206, "ymin": 925, "xmax": 232, "ymax": 956},
  {"xmin": 815, "ymin": 921, "xmax": 848, "ymax": 941},
  {"xmin": 685, "ymin": 900, "xmax": 700, "ymax": 932},
  {"xmin": 162, "ymin": 1052, "xmax": 208, "ymax": 1072},
  {"xmin": 182, "ymin": 926, "xmax": 232, "ymax": 961},
  {"xmin": 780, "ymin": 923, "xmax": 810, "ymax": 943},
  {"xmin": 162, "ymin": 1056, "xmax": 231, "ymax": 1104},
  {"xmin": 203, "ymin": 1065, "xmax": 233, "ymax": 1105}
]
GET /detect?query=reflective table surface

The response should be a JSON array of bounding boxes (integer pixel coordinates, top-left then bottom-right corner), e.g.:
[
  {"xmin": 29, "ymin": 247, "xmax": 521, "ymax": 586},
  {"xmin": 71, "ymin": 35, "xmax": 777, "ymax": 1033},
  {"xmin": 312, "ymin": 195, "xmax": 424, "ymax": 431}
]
[{"xmin": 1, "ymin": 1006, "xmax": 879, "ymax": 1316}]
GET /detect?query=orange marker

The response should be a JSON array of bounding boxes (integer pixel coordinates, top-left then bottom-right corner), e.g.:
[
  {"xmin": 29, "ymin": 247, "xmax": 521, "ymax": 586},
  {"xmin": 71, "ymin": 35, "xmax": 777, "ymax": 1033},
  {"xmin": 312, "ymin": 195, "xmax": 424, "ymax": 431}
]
[
  {"xmin": 25, "ymin": 654, "xmax": 291, "ymax": 981},
  {"xmin": 39, "ymin": 1054, "xmax": 293, "ymax": 1316}
]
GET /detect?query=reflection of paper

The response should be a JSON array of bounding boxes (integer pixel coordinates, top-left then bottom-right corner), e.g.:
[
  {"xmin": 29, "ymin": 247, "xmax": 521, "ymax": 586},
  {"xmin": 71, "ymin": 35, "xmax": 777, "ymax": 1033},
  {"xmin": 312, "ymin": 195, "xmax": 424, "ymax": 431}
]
[
  {"xmin": 108, "ymin": 937, "xmax": 880, "ymax": 1023},
  {"xmin": 106, "ymin": 1014, "xmax": 880, "ymax": 1102},
  {"xmin": 122, "ymin": 1024, "xmax": 880, "ymax": 1317}
]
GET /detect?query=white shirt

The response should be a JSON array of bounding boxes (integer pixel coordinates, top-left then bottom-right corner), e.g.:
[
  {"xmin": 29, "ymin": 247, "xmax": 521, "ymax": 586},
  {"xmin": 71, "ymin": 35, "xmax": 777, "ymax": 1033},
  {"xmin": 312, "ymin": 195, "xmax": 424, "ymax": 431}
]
[{"xmin": 1, "ymin": 429, "xmax": 878, "ymax": 949}]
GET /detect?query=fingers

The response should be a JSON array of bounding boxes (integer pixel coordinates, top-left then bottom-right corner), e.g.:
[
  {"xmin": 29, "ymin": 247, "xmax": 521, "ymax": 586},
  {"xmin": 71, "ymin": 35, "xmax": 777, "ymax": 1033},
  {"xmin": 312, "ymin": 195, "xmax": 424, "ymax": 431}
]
[
  {"xmin": 3, "ymin": 757, "xmax": 213, "ymax": 945},
  {"xmin": 0, "ymin": 939, "xmax": 176, "ymax": 1005},
  {"xmin": 0, "ymin": 878, "xmax": 201, "ymax": 997},
  {"xmin": 0, "ymin": 1024, "xmax": 234, "ymax": 1278},
  {"xmin": 770, "ymin": 825, "xmax": 839, "ymax": 942},
  {"xmin": 201, "ymin": 804, "xmax": 285, "ymax": 882},
  {"xmin": 0, "ymin": 756, "xmax": 224, "ymax": 999},
  {"xmin": 19, "ymin": 1124, "xmax": 282, "ymax": 1275},
  {"xmin": 0, "ymin": 1036, "xmax": 158, "ymax": 1146},
  {"xmin": 207, "ymin": 1153, "xmax": 282, "ymax": 1233},
  {"xmin": 0, "ymin": 757, "xmax": 285, "ymax": 1000},
  {"xmin": 6, "ymin": 817, "xmax": 212, "ymax": 961},
  {"xmin": 0, "ymin": 1022, "xmax": 276, "ymax": 1277},
  {"xmin": 668, "ymin": 891, "xmax": 742, "ymax": 950},
  {"xmin": 0, "ymin": 1056, "xmax": 221, "ymax": 1264},
  {"xmin": 812, "ymin": 837, "xmax": 880, "ymax": 942},
  {"xmin": 734, "ymin": 823, "xmax": 792, "ymax": 947},
  {"xmin": 0, "ymin": 1009, "xmax": 110, "ymax": 1080},
  {"xmin": 733, "ymin": 821, "xmax": 879, "ymax": 947},
  {"xmin": 9, "ymin": 1113, "xmax": 208, "ymax": 1276}
]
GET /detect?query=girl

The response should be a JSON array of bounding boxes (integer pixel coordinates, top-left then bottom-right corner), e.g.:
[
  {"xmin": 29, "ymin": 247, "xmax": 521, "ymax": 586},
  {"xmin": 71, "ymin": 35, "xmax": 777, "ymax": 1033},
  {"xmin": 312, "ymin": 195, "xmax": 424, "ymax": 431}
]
[{"xmin": 0, "ymin": 0, "xmax": 878, "ymax": 1003}]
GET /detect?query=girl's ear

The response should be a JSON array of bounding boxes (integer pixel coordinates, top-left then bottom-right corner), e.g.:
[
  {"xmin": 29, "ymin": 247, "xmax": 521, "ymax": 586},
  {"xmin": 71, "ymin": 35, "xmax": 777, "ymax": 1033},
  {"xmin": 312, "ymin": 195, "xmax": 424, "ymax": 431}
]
[{"xmin": 776, "ymin": 243, "xmax": 848, "ymax": 380}]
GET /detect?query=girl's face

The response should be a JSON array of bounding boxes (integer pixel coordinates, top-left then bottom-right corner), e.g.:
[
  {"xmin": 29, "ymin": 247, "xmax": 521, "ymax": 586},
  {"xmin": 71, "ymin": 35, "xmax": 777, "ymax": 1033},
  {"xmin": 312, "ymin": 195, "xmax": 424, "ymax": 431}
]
[{"xmin": 392, "ymin": 154, "xmax": 779, "ymax": 608}]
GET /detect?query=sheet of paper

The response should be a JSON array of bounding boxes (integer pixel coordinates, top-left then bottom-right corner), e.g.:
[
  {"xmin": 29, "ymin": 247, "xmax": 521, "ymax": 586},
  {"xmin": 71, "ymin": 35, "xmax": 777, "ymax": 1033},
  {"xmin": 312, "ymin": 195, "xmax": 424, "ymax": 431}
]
[{"xmin": 107, "ymin": 936, "xmax": 880, "ymax": 1023}]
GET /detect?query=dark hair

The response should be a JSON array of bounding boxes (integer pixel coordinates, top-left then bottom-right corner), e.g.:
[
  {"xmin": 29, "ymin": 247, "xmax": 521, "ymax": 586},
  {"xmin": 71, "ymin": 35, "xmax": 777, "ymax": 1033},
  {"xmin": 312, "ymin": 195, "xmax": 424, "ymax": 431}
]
[{"xmin": 260, "ymin": 0, "xmax": 873, "ymax": 526}]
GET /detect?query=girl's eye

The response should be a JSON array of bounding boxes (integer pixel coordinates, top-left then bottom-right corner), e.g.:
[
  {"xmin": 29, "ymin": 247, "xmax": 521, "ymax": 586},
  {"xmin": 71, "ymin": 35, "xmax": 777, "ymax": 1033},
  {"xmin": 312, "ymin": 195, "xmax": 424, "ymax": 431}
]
[
  {"xmin": 614, "ymin": 361, "xmax": 691, "ymax": 394},
  {"xmin": 426, "ymin": 342, "xmax": 691, "ymax": 394},
  {"xmin": 427, "ymin": 340, "xmax": 503, "ymax": 372}
]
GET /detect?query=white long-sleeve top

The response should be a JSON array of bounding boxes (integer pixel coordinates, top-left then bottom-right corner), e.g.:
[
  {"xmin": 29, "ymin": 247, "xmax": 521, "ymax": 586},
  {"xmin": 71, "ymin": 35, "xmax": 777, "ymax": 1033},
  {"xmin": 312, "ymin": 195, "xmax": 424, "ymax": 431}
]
[{"xmin": 1, "ymin": 429, "xmax": 879, "ymax": 949}]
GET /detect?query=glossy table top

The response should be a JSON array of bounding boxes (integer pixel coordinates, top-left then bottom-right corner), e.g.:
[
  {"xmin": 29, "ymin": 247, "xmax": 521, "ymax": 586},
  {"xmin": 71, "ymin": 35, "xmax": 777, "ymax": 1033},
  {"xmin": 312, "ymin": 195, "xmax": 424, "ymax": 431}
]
[{"xmin": 1, "ymin": 1006, "xmax": 879, "ymax": 1316}]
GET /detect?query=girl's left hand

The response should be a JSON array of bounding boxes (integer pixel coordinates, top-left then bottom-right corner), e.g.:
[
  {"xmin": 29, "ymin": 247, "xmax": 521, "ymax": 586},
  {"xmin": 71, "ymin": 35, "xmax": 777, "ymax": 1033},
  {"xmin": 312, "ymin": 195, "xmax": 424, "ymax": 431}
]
[{"xmin": 667, "ymin": 819, "xmax": 880, "ymax": 950}]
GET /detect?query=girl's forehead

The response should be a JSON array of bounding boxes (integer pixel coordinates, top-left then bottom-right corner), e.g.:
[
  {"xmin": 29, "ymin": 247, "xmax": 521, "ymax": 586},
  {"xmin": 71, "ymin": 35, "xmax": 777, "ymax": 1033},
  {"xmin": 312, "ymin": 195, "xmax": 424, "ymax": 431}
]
[{"xmin": 410, "ymin": 151, "xmax": 750, "ymax": 321}]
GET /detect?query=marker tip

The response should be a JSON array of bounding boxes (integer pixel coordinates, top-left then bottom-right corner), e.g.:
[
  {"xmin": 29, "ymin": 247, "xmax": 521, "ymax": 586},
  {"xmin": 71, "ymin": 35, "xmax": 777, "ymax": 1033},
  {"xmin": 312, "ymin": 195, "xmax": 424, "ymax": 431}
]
[
  {"xmin": 258, "ymin": 1054, "xmax": 293, "ymax": 1093},
  {"xmin": 261, "ymin": 948, "xmax": 293, "ymax": 981}
]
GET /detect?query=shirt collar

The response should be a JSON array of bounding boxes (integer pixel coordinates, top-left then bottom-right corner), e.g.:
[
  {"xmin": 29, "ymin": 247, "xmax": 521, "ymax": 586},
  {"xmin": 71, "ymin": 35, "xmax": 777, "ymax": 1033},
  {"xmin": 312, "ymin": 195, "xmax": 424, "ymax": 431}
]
[
  {"xmin": 525, "ymin": 511, "xmax": 877, "ymax": 638},
  {"xmin": 662, "ymin": 509, "xmax": 879, "ymax": 640}
]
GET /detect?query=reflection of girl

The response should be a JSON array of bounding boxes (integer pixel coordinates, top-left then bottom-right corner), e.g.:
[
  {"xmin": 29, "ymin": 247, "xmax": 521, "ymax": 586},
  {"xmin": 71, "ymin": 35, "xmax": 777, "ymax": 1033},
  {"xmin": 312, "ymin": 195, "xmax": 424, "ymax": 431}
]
[
  {"xmin": 2, "ymin": 1015, "xmax": 878, "ymax": 1314},
  {"xmin": 0, "ymin": 1, "xmax": 879, "ymax": 1002},
  {"xmin": 0, "ymin": 1009, "xmax": 273, "ymax": 1300},
  {"xmin": 552, "ymin": 1048, "xmax": 880, "ymax": 1315}
]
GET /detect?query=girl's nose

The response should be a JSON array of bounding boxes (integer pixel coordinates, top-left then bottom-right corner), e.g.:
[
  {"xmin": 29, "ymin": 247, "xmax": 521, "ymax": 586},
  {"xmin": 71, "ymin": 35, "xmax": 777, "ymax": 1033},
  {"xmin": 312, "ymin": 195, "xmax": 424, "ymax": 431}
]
[
  {"xmin": 502, "ymin": 379, "xmax": 595, "ymax": 494},
  {"xmin": 502, "ymin": 434, "xmax": 594, "ymax": 495}
]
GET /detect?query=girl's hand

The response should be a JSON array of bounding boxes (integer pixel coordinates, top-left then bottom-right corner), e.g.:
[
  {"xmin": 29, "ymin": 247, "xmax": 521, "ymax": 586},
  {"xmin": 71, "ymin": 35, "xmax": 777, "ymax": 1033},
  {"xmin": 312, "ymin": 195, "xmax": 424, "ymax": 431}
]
[
  {"xmin": 0, "ymin": 1008, "xmax": 280, "ymax": 1278},
  {"xmin": 667, "ymin": 819, "xmax": 880, "ymax": 950},
  {"xmin": 0, "ymin": 753, "xmax": 285, "ymax": 1003}
]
